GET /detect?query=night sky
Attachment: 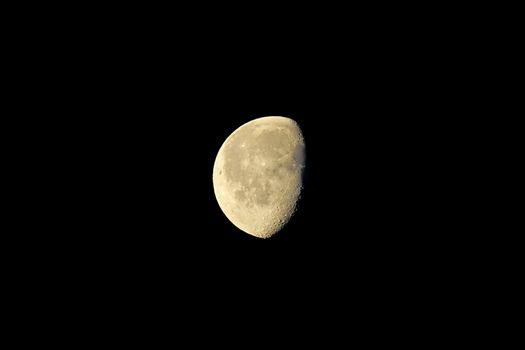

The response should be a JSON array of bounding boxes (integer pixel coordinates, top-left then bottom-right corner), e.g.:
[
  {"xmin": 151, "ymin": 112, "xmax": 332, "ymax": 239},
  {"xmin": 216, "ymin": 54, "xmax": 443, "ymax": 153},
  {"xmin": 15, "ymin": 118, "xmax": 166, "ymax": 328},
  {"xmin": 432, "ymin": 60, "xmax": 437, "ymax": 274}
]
[
  {"xmin": 26, "ymin": 13, "xmax": 460, "ymax": 334},
  {"xmin": 60, "ymin": 71, "xmax": 444, "ymax": 288}
]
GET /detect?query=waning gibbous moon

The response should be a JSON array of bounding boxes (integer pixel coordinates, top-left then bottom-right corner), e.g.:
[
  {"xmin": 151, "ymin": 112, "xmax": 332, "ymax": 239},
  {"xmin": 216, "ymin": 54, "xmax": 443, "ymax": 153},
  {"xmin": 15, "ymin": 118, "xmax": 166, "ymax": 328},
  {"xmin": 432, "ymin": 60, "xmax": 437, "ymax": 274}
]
[{"xmin": 213, "ymin": 116, "xmax": 306, "ymax": 239}]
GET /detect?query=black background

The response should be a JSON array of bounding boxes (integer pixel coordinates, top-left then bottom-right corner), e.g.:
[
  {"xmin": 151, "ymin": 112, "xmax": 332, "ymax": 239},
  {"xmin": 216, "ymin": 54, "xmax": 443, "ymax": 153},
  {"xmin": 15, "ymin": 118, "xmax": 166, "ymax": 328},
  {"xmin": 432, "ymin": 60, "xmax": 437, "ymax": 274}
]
[
  {"xmin": 48, "ymin": 47, "xmax": 446, "ymax": 302},
  {"xmin": 17, "ymin": 7, "xmax": 470, "ymax": 336}
]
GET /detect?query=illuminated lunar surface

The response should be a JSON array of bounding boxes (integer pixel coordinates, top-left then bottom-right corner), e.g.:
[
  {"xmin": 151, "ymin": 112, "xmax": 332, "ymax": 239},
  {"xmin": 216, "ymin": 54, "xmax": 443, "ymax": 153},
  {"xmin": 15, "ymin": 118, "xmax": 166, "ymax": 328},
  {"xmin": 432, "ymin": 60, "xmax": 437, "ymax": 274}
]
[{"xmin": 213, "ymin": 116, "xmax": 305, "ymax": 239}]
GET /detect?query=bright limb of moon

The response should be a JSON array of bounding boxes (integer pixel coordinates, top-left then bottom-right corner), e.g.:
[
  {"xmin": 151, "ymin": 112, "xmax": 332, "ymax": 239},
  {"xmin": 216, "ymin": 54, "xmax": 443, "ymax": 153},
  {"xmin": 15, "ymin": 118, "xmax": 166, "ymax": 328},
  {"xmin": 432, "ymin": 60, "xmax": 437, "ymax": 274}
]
[{"xmin": 213, "ymin": 116, "xmax": 305, "ymax": 239}]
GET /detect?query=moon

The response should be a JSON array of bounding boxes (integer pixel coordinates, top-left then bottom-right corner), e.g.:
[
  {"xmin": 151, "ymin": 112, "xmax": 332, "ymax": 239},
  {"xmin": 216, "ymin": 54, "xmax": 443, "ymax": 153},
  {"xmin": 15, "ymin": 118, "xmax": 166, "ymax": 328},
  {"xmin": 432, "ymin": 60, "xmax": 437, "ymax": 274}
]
[{"xmin": 213, "ymin": 116, "xmax": 306, "ymax": 239}]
